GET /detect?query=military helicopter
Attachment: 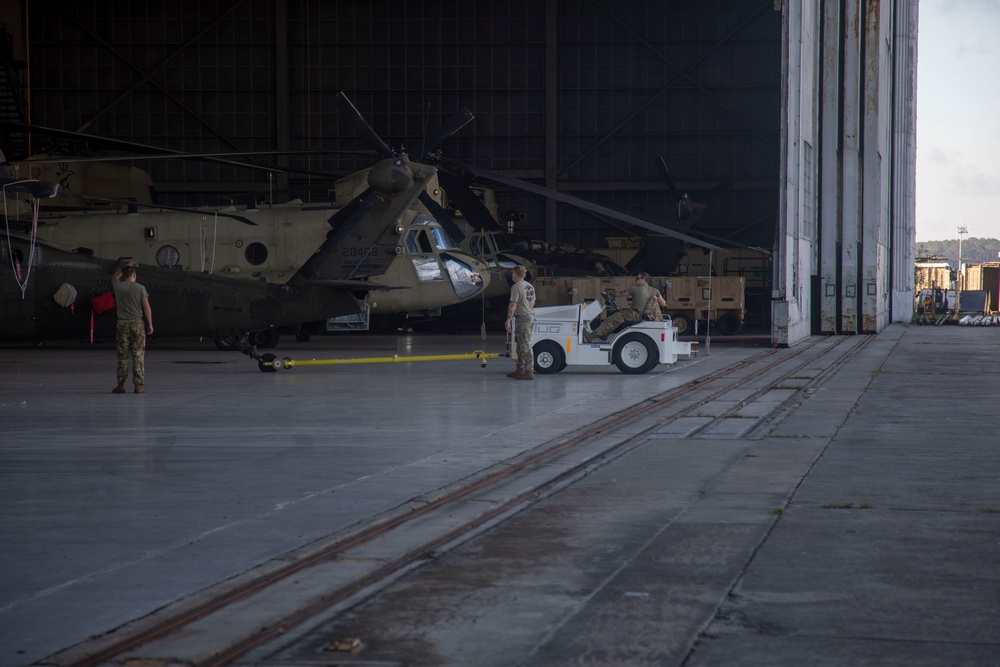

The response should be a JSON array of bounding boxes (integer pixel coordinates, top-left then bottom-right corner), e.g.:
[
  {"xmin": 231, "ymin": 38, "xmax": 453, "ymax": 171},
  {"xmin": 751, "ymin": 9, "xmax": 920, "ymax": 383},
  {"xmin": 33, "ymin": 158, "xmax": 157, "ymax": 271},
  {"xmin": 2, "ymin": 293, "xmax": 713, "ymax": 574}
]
[
  {"xmin": 328, "ymin": 93, "xmax": 537, "ymax": 307},
  {"xmin": 6, "ymin": 94, "xmax": 530, "ymax": 333},
  {"xmin": 332, "ymin": 156, "xmax": 535, "ymax": 306},
  {"xmin": 0, "ymin": 155, "xmax": 484, "ymax": 349},
  {"xmin": 7, "ymin": 94, "xmax": 724, "ymax": 340},
  {"xmin": 3, "ymin": 115, "xmax": 491, "ymax": 342}
]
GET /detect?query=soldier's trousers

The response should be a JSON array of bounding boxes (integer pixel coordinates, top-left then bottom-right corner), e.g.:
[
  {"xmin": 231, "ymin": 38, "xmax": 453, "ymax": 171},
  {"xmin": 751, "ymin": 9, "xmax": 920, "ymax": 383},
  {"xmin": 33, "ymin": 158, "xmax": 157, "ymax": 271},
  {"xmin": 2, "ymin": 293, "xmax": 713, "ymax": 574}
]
[
  {"xmin": 116, "ymin": 319, "xmax": 146, "ymax": 386},
  {"xmin": 514, "ymin": 317, "xmax": 535, "ymax": 371}
]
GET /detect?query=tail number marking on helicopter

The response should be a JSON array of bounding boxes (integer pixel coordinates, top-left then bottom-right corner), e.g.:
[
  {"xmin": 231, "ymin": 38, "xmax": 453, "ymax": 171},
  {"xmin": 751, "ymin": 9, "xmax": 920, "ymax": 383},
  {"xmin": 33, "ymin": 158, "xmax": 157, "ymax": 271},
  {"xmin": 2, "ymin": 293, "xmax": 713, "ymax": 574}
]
[{"xmin": 342, "ymin": 246, "xmax": 380, "ymax": 257}]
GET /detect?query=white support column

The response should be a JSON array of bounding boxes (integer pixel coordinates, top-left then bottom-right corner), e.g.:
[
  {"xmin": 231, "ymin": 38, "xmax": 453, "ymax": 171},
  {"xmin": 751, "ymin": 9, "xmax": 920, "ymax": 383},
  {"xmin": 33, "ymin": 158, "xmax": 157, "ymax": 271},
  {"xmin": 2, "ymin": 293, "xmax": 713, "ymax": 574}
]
[
  {"xmin": 818, "ymin": 0, "xmax": 842, "ymax": 333},
  {"xmin": 890, "ymin": 0, "xmax": 919, "ymax": 322},
  {"xmin": 840, "ymin": 0, "xmax": 863, "ymax": 333},
  {"xmin": 772, "ymin": 0, "xmax": 821, "ymax": 347},
  {"xmin": 860, "ymin": 0, "xmax": 892, "ymax": 333}
]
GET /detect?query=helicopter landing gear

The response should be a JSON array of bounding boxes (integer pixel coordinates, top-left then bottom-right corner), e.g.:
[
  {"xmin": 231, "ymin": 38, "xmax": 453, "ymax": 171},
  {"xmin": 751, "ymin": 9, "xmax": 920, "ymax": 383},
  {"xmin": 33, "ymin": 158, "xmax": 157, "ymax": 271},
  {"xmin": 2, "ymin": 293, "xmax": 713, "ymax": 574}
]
[
  {"xmin": 214, "ymin": 336, "xmax": 238, "ymax": 351},
  {"xmin": 216, "ymin": 329, "xmax": 278, "ymax": 351},
  {"xmin": 258, "ymin": 353, "xmax": 278, "ymax": 372},
  {"xmin": 248, "ymin": 329, "xmax": 280, "ymax": 348}
]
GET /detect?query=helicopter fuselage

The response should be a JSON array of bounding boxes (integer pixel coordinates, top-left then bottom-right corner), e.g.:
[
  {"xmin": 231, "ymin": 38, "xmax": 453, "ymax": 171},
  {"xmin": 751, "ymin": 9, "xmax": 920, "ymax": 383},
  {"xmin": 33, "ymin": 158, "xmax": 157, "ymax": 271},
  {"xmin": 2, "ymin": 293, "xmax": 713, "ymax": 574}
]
[
  {"xmin": 25, "ymin": 183, "xmax": 489, "ymax": 315},
  {"xmin": 0, "ymin": 233, "xmax": 362, "ymax": 342}
]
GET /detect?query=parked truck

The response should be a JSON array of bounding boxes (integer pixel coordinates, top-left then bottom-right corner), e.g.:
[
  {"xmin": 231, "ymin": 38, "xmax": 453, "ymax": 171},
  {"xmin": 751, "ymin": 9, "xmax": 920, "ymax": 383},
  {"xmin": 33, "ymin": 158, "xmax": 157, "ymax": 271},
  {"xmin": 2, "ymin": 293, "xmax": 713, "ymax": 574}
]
[{"xmin": 655, "ymin": 276, "xmax": 745, "ymax": 335}]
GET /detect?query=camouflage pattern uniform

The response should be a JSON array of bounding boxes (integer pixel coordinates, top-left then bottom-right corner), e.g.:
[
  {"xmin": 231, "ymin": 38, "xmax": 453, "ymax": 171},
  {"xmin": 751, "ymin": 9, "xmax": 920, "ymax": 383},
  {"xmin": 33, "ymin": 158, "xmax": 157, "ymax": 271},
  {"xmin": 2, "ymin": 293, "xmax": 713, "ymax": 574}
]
[
  {"xmin": 112, "ymin": 274, "xmax": 150, "ymax": 389},
  {"xmin": 115, "ymin": 319, "xmax": 146, "ymax": 386},
  {"xmin": 642, "ymin": 295, "xmax": 664, "ymax": 321},
  {"xmin": 514, "ymin": 315, "xmax": 535, "ymax": 371},
  {"xmin": 589, "ymin": 284, "xmax": 663, "ymax": 339},
  {"xmin": 508, "ymin": 275, "xmax": 536, "ymax": 375},
  {"xmin": 589, "ymin": 308, "xmax": 643, "ymax": 339}
]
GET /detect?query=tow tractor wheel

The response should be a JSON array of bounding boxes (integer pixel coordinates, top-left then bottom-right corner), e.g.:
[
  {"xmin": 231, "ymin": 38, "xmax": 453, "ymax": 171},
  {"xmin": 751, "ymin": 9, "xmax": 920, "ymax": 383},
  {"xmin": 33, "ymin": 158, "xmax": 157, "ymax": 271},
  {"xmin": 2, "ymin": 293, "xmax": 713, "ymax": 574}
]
[
  {"xmin": 612, "ymin": 333, "xmax": 659, "ymax": 374},
  {"xmin": 533, "ymin": 340, "xmax": 566, "ymax": 374}
]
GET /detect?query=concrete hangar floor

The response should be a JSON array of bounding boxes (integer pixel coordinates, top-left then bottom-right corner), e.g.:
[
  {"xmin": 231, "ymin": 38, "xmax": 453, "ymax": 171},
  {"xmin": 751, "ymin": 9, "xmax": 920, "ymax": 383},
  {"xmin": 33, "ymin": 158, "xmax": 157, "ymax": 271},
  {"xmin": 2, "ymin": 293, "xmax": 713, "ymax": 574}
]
[{"xmin": 1, "ymin": 325, "xmax": 998, "ymax": 667}]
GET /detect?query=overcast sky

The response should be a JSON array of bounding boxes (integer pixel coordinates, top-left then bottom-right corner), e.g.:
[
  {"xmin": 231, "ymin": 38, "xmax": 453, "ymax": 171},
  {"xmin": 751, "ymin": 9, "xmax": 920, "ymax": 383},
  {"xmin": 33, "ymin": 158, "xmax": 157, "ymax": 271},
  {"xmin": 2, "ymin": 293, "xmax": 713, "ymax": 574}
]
[{"xmin": 916, "ymin": 0, "xmax": 1000, "ymax": 242}]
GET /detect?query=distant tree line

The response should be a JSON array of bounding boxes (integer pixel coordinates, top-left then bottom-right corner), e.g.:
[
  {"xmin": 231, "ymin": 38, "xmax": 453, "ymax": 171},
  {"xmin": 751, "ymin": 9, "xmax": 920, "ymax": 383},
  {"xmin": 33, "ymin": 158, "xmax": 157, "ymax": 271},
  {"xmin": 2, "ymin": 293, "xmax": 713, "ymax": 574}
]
[{"xmin": 917, "ymin": 237, "xmax": 1000, "ymax": 268}]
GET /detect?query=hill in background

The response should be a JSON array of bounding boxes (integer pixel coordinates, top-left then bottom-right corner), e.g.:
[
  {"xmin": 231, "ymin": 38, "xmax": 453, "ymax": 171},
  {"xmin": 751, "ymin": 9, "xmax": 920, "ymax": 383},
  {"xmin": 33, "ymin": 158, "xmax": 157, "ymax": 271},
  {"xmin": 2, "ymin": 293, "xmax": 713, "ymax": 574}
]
[{"xmin": 917, "ymin": 238, "xmax": 1000, "ymax": 268}]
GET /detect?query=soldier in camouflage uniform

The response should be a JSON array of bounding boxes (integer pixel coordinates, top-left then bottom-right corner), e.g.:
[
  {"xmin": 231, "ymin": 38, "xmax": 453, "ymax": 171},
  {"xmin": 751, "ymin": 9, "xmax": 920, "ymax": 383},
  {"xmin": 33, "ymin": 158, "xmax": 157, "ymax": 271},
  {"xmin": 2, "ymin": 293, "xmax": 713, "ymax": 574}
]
[
  {"xmin": 110, "ymin": 262, "xmax": 154, "ymax": 393},
  {"xmin": 505, "ymin": 265, "xmax": 536, "ymax": 380},
  {"xmin": 584, "ymin": 272, "xmax": 666, "ymax": 342}
]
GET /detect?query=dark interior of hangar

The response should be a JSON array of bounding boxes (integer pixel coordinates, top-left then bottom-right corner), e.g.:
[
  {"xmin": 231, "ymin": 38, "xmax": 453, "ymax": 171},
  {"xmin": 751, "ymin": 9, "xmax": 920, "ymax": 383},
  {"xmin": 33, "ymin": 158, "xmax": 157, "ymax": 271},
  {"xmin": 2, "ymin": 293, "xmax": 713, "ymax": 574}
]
[{"xmin": 0, "ymin": 1, "xmax": 779, "ymax": 291}]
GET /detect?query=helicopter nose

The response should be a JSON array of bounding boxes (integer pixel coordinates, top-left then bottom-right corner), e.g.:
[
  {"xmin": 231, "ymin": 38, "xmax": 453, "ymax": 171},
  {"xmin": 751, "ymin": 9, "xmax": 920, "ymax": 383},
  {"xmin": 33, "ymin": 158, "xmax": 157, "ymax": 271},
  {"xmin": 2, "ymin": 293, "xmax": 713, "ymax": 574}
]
[{"xmin": 442, "ymin": 255, "xmax": 488, "ymax": 300}]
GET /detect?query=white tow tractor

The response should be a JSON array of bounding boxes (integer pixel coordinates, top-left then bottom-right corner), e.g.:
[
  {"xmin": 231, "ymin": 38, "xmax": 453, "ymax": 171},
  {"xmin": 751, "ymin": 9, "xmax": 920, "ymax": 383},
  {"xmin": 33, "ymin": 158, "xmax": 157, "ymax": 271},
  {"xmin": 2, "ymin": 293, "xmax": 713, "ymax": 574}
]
[{"xmin": 526, "ymin": 294, "xmax": 697, "ymax": 375}]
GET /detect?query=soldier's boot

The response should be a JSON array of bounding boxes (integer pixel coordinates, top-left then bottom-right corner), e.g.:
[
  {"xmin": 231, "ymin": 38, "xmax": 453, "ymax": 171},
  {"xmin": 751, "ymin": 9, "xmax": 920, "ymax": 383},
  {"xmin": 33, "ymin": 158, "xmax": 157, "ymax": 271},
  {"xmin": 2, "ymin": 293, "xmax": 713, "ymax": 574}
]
[
  {"xmin": 583, "ymin": 329, "xmax": 597, "ymax": 342},
  {"xmin": 517, "ymin": 370, "xmax": 535, "ymax": 381},
  {"xmin": 134, "ymin": 384, "xmax": 146, "ymax": 394},
  {"xmin": 112, "ymin": 384, "xmax": 126, "ymax": 394},
  {"xmin": 506, "ymin": 366, "xmax": 525, "ymax": 379}
]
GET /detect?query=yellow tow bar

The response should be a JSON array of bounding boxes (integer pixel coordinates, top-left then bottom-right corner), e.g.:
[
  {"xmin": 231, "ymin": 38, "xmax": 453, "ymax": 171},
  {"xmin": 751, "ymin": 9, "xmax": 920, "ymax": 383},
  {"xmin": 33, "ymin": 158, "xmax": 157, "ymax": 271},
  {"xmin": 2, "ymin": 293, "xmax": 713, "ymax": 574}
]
[{"xmin": 256, "ymin": 350, "xmax": 506, "ymax": 372}]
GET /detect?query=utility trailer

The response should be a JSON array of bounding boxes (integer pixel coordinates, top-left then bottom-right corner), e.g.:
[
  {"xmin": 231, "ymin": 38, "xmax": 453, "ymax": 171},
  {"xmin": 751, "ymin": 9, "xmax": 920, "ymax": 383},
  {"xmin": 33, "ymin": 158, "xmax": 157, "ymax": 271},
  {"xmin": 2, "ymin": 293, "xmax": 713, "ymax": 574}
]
[{"xmin": 528, "ymin": 298, "xmax": 696, "ymax": 375}]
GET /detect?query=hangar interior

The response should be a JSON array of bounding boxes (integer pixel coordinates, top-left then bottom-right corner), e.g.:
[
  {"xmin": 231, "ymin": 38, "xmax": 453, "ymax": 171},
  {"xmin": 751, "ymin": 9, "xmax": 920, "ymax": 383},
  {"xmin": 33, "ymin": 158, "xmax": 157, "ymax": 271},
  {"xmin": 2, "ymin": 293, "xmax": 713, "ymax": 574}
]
[{"xmin": 0, "ymin": 0, "xmax": 917, "ymax": 347}]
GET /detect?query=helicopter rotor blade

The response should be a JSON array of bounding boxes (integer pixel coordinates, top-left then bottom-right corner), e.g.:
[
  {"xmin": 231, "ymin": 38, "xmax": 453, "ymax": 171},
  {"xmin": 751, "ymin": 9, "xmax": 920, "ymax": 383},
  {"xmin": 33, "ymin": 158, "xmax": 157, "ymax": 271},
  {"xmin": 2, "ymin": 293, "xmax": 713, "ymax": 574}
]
[
  {"xmin": 2, "ymin": 120, "xmax": 183, "ymax": 157},
  {"xmin": 435, "ymin": 167, "xmax": 500, "ymax": 232},
  {"xmin": 452, "ymin": 161, "xmax": 721, "ymax": 251},
  {"xmin": 418, "ymin": 191, "xmax": 466, "ymax": 243},
  {"xmin": 337, "ymin": 91, "xmax": 471, "ymax": 242},
  {"xmin": 53, "ymin": 193, "xmax": 258, "ymax": 225},
  {"xmin": 334, "ymin": 92, "xmax": 395, "ymax": 160},
  {"xmin": 17, "ymin": 149, "xmax": 376, "ymax": 165},
  {"xmin": 420, "ymin": 107, "xmax": 474, "ymax": 159},
  {"xmin": 1, "ymin": 178, "xmax": 60, "ymax": 199},
  {"xmin": 1, "ymin": 120, "xmax": 349, "ymax": 180},
  {"xmin": 653, "ymin": 156, "xmax": 682, "ymax": 201}
]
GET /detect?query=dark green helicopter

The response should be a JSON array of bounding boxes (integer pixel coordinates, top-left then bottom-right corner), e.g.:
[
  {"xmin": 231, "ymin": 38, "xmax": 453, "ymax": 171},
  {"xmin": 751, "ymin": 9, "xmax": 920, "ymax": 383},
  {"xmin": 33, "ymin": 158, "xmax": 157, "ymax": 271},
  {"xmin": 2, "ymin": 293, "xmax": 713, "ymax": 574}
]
[{"xmin": 1, "ymin": 156, "xmax": 479, "ymax": 352}]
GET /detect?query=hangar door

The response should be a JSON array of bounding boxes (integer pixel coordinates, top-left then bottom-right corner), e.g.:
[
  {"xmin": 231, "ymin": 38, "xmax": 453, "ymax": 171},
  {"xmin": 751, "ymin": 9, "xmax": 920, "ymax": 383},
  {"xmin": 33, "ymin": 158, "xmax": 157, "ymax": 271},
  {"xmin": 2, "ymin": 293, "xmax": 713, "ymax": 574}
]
[{"xmin": 772, "ymin": 0, "xmax": 917, "ymax": 347}]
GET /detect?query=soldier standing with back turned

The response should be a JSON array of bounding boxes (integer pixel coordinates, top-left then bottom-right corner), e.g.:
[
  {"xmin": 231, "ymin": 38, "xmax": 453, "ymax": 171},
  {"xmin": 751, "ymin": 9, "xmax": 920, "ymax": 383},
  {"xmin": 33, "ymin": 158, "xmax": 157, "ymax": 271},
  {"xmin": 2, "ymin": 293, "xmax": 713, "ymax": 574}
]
[
  {"xmin": 505, "ymin": 265, "xmax": 536, "ymax": 380},
  {"xmin": 110, "ymin": 261, "xmax": 154, "ymax": 394}
]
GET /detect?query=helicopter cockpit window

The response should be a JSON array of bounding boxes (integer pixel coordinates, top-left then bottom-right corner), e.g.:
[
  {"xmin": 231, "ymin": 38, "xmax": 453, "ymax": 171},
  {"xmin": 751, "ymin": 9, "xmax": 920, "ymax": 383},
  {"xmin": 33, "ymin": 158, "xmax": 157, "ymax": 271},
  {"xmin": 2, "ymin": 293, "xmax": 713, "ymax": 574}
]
[
  {"xmin": 412, "ymin": 257, "xmax": 443, "ymax": 282},
  {"xmin": 442, "ymin": 256, "xmax": 483, "ymax": 300},
  {"xmin": 491, "ymin": 232, "xmax": 514, "ymax": 252},
  {"xmin": 430, "ymin": 227, "xmax": 458, "ymax": 250},
  {"xmin": 403, "ymin": 230, "xmax": 420, "ymax": 254},
  {"xmin": 245, "ymin": 242, "xmax": 268, "ymax": 266},
  {"xmin": 406, "ymin": 213, "xmax": 459, "ymax": 251},
  {"xmin": 470, "ymin": 234, "xmax": 487, "ymax": 257},
  {"xmin": 404, "ymin": 230, "xmax": 434, "ymax": 254}
]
